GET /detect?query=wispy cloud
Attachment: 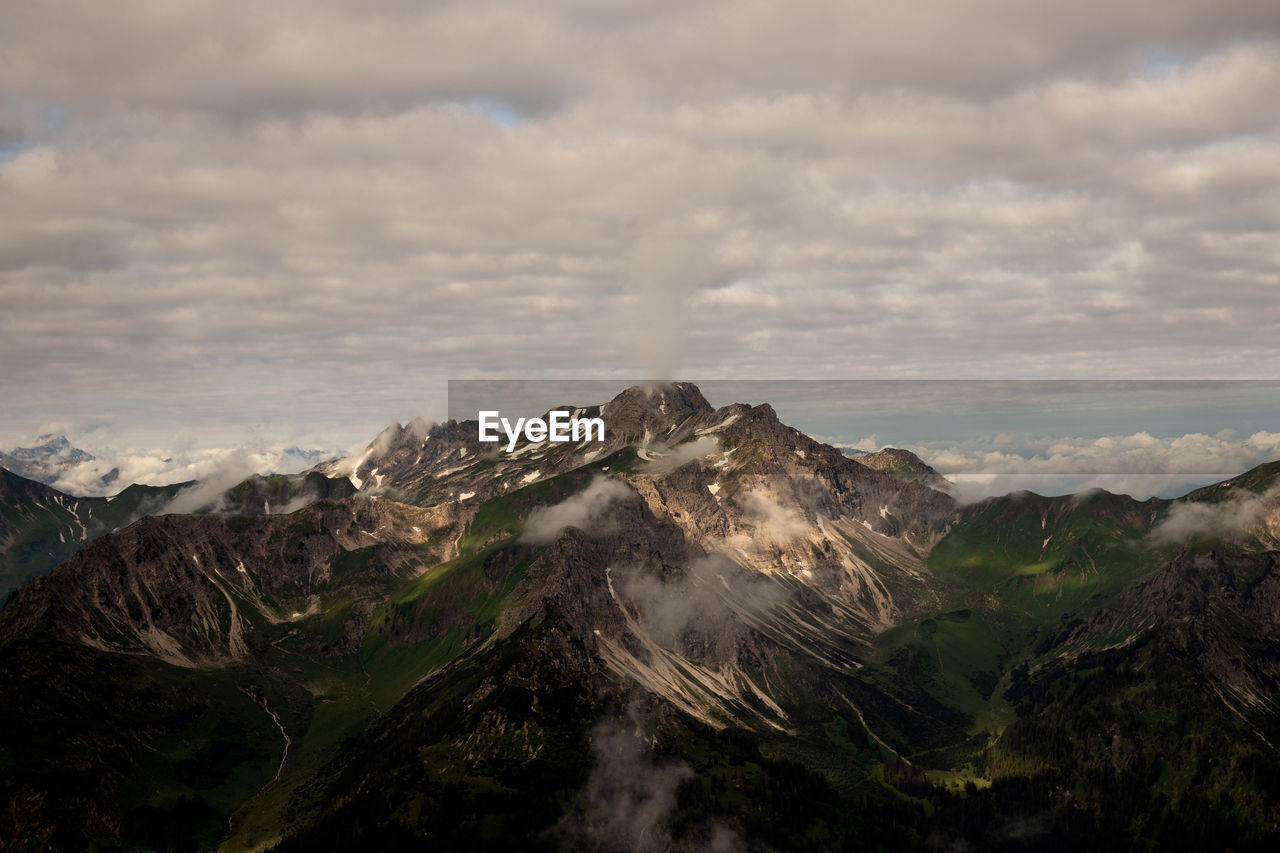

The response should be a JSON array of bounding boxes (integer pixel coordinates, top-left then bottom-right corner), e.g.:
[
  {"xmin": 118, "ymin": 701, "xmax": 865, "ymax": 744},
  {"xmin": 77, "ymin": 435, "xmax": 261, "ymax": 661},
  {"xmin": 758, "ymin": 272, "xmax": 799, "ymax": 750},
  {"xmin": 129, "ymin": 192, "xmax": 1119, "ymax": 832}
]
[
  {"xmin": 570, "ymin": 721, "xmax": 693, "ymax": 853},
  {"xmin": 519, "ymin": 476, "xmax": 634, "ymax": 544},
  {"xmin": 620, "ymin": 554, "xmax": 789, "ymax": 649},
  {"xmin": 1150, "ymin": 484, "xmax": 1280, "ymax": 545}
]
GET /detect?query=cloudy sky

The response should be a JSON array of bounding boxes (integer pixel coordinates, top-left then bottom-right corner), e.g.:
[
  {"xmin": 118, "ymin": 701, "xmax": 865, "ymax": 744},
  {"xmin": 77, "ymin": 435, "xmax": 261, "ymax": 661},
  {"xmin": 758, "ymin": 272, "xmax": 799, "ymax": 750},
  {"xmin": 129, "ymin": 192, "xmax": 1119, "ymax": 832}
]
[{"xmin": 3, "ymin": 1, "xmax": 1279, "ymax": 492}]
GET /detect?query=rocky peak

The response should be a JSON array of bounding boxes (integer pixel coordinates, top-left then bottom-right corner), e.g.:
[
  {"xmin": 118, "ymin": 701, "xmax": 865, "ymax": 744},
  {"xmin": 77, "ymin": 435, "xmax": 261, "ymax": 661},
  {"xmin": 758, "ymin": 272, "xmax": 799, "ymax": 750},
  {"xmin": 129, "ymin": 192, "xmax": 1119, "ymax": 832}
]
[
  {"xmin": 0, "ymin": 435, "xmax": 96, "ymax": 486},
  {"xmin": 855, "ymin": 447, "xmax": 951, "ymax": 490},
  {"xmin": 600, "ymin": 382, "xmax": 715, "ymax": 441}
]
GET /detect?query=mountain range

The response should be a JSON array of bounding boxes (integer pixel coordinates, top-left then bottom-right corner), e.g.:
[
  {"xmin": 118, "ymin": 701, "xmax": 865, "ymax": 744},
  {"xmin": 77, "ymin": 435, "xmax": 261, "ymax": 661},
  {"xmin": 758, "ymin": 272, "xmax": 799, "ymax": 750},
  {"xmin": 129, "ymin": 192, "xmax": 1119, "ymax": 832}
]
[
  {"xmin": 0, "ymin": 435, "xmax": 111, "ymax": 488},
  {"xmin": 2, "ymin": 382, "xmax": 1279, "ymax": 851}
]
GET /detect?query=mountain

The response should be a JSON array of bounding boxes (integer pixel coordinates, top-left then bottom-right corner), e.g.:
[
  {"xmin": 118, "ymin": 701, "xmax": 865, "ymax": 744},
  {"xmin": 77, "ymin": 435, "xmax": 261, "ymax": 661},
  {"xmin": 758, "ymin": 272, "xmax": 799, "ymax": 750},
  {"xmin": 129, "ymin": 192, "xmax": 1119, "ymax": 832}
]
[
  {"xmin": 1, "ymin": 383, "xmax": 1279, "ymax": 851},
  {"xmin": 853, "ymin": 446, "xmax": 952, "ymax": 491},
  {"xmin": 0, "ymin": 468, "xmax": 193, "ymax": 602},
  {"xmin": 0, "ymin": 467, "xmax": 358, "ymax": 602},
  {"xmin": 0, "ymin": 435, "xmax": 100, "ymax": 487}
]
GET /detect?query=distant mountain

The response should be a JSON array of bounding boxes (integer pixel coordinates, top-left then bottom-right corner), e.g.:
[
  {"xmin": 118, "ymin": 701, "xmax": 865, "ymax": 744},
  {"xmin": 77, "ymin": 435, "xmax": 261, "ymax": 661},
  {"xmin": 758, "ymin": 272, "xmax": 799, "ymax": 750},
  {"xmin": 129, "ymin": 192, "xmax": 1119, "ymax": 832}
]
[
  {"xmin": 0, "ymin": 434, "xmax": 104, "ymax": 488},
  {"xmin": 2, "ymin": 383, "xmax": 1279, "ymax": 851},
  {"xmin": 850, "ymin": 445, "xmax": 952, "ymax": 490}
]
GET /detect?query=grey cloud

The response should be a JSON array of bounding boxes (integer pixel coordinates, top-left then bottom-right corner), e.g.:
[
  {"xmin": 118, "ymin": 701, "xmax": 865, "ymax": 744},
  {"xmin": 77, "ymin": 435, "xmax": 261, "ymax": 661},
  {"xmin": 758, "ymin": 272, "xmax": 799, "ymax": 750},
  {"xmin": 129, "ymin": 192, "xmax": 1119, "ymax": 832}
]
[
  {"xmin": 519, "ymin": 476, "xmax": 634, "ymax": 544},
  {"xmin": 8, "ymin": 2, "xmax": 1278, "ymax": 117},
  {"xmin": 566, "ymin": 720, "xmax": 693, "ymax": 853},
  {"xmin": 2, "ymin": 2, "xmax": 1279, "ymax": 452},
  {"xmin": 1149, "ymin": 484, "xmax": 1280, "ymax": 545},
  {"xmin": 620, "ymin": 554, "xmax": 789, "ymax": 649}
]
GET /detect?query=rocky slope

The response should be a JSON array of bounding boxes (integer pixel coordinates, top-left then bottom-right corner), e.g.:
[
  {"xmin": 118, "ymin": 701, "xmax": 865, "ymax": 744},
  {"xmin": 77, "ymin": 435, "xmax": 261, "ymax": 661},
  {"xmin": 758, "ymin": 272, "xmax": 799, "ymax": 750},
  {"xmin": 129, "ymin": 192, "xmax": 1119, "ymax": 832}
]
[{"xmin": 2, "ymin": 383, "xmax": 1279, "ymax": 850}]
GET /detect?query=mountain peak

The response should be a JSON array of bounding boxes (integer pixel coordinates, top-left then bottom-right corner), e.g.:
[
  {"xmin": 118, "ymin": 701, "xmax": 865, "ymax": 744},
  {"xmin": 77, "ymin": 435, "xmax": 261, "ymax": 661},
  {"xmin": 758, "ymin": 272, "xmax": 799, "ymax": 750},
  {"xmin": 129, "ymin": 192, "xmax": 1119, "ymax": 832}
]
[
  {"xmin": 0, "ymin": 435, "xmax": 96, "ymax": 487},
  {"xmin": 601, "ymin": 382, "xmax": 714, "ymax": 440},
  {"xmin": 854, "ymin": 446, "xmax": 950, "ymax": 490}
]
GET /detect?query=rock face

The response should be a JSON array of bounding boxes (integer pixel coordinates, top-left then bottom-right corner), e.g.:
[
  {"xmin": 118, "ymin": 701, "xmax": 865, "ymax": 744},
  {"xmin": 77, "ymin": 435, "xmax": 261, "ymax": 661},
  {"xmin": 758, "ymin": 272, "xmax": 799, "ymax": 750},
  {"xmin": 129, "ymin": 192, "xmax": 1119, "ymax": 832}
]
[
  {"xmin": 0, "ymin": 465, "xmax": 361, "ymax": 602},
  {"xmin": 855, "ymin": 446, "xmax": 953, "ymax": 491},
  {"xmin": 0, "ymin": 468, "xmax": 188, "ymax": 601},
  {"xmin": 3, "ymin": 383, "xmax": 1280, "ymax": 851}
]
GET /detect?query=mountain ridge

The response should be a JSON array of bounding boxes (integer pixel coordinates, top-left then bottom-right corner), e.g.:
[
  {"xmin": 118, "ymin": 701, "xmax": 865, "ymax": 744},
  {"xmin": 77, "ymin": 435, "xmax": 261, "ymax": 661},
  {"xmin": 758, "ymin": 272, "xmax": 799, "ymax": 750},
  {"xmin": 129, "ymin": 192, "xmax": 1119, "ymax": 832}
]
[{"xmin": 3, "ymin": 382, "xmax": 1280, "ymax": 850}]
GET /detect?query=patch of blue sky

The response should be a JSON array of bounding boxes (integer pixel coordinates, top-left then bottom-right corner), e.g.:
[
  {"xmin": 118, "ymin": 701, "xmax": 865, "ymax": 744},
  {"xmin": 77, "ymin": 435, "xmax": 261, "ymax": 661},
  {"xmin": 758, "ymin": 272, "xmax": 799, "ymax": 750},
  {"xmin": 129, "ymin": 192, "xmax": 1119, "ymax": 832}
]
[
  {"xmin": 457, "ymin": 97, "xmax": 521, "ymax": 128},
  {"xmin": 0, "ymin": 94, "xmax": 70, "ymax": 161}
]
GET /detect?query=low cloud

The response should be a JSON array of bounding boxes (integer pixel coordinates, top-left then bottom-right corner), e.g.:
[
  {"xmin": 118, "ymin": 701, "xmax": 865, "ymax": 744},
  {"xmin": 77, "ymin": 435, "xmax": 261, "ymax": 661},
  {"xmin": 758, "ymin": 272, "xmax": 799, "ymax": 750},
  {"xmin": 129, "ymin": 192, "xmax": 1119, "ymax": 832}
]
[
  {"xmin": 519, "ymin": 476, "xmax": 634, "ymax": 544},
  {"xmin": 621, "ymin": 553, "xmax": 789, "ymax": 648},
  {"xmin": 4, "ymin": 439, "xmax": 336, "ymax": 499},
  {"xmin": 162, "ymin": 448, "xmax": 264, "ymax": 514},
  {"xmin": 832, "ymin": 436, "xmax": 882, "ymax": 454},
  {"xmin": 561, "ymin": 714, "xmax": 745, "ymax": 853},
  {"xmin": 1149, "ymin": 484, "xmax": 1280, "ymax": 545},
  {"xmin": 641, "ymin": 435, "xmax": 720, "ymax": 475},
  {"xmin": 572, "ymin": 721, "xmax": 693, "ymax": 853},
  {"xmin": 892, "ymin": 430, "xmax": 1280, "ymax": 500},
  {"xmin": 737, "ymin": 490, "xmax": 810, "ymax": 541},
  {"xmin": 330, "ymin": 418, "xmax": 435, "ymax": 489}
]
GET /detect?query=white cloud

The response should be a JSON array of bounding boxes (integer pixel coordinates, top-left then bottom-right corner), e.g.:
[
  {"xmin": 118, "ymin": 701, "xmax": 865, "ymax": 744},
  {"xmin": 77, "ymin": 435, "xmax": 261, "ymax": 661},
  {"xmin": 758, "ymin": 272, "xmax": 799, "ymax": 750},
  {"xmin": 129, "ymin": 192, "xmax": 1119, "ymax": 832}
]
[
  {"xmin": 737, "ymin": 491, "xmax": 810, "ymax": 541},
  {"xmin": 639, "ymin": 436, "xmax": 720, "ymax": 475},
  {"xmin": 40, "ymin": 443, "xmax": 335, "ymax": 498},
  {"xmin": 1150, "ymin": 484, "xmax": 1280, "ymax": 545},
  {"xmin": 906, "ymin": 430, "xmax": 1280, "ymax": 499},
  {"xmin": 519, "ymin": 476, "xmax": 634, "ymax": 543}
]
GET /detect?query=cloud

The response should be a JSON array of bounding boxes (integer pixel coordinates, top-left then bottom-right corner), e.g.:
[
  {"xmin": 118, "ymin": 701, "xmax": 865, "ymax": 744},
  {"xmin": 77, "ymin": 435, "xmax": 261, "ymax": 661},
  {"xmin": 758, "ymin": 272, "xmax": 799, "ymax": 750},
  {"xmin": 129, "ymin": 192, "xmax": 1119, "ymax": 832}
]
[
  {"xmin": 639, "ymin": 435, "xmax": 720, "ymax": 475},
  {"xmin": 519, "ymin": 476, "xmax": 634, "ymax": 543},
  {"xmin": 562, "ymin": 712, "xmax": 745, "ymax": 853},
  {"xmin": 31, "ymin": 442, "xmax": 336, "ymax": 499},
  {"xmin": 833, "ymin": 436, "xmax": 882, "ymax": 453},
  {"xmin": 162, "ymin": 449, "xmax": 264, "ymax": 514},
  {"xmin": 901, "ymin": 430, "xmax": 1280, "ymax": 500},
  {"xmin": 1149, "ymin": 484, "xmax": 1280, "ymax": 545},
  {"xmin": 570, "ymin": 721, "xmax": 694, "ymax": 853},
  {"xmin": 737, "ymin": 491, "xmax": 810, "ymax": 541},
  {"xmin": 2, "ymin": 3, "xmax": 1279, "ymax": 453},
  {"xmin": 330, "ymin": 417, "xmax": 436, "ymax": 489},
  {"xmin": 620, "ymin": 554, "xmax": 789, "ymax": 648}
]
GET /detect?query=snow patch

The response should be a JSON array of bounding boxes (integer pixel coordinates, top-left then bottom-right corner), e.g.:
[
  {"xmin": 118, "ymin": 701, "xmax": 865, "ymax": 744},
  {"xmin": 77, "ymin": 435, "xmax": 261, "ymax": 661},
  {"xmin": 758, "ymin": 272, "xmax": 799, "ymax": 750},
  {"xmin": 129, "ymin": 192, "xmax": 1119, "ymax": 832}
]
[{"xmin": 696, "ymin": 414, "xmax": 740, "ymax": 435}]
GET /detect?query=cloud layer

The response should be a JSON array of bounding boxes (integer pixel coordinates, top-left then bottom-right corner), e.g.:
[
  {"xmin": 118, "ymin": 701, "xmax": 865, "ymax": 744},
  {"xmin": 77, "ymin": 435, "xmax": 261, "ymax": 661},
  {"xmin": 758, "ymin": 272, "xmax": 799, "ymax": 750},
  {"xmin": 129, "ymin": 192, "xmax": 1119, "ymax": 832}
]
[
  {"xmin": 867, "ymin": 429, "xmax": 1280, "ymax": 499},
  {"xmin": 3, "ymin": 2, "xmax": 1279, "ymax": 450},
  {"xmin": 15, "ymin": 440, "xmax": 334, "ymax": 498}
]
